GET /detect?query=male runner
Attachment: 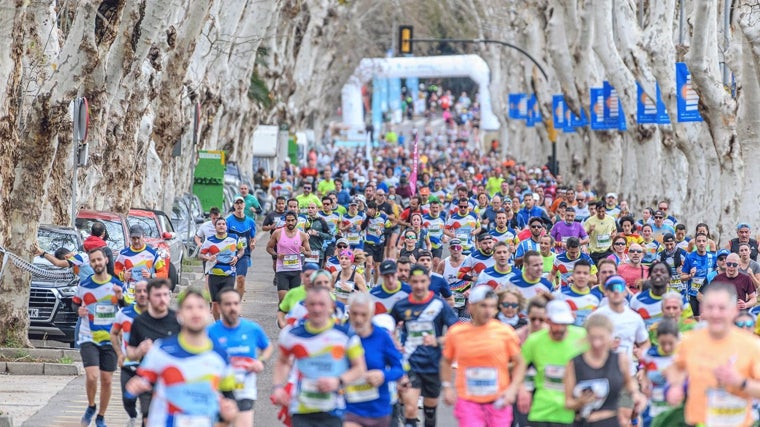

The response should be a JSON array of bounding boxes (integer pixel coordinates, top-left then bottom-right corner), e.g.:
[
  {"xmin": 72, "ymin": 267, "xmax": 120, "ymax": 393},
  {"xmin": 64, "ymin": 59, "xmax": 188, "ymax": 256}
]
[
  {"xmin": 115, "ymin": 225, "xmax": 167, "ymax": 303},
  {"xmin": 227, "ymin": 196, "xmax": 257, "ymax": 298},
  {"xmin": 199, "ymin": 217, "xmax": 244, "ymax": 320},
  {"xmin": 266, "ymin": 211, "xmax": 311, "ymax": 302}
]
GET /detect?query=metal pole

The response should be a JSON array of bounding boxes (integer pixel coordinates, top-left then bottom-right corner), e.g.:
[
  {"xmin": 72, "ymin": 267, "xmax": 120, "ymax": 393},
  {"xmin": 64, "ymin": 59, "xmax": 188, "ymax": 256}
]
[
  {"xmin": 679, "ymin": 0, "xmax": 685, "ymax": 45},
  {"xmin": 71, "ymin": 141, "xmax": 78, "ymax": 227},
  {"xmin": 366, "ymin": 127, "xmax": 373, "ymax": 170}
]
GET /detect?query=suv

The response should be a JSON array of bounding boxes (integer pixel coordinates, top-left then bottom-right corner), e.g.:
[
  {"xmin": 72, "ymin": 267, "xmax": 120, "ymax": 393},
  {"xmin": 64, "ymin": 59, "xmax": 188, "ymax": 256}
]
[
  {"xmin": 28, "ymin": 225, "xmax": 82, "ymax": 346},
  {"xmin": 127, "ymin": 208, "xmax": 184, "ymax": 288}
]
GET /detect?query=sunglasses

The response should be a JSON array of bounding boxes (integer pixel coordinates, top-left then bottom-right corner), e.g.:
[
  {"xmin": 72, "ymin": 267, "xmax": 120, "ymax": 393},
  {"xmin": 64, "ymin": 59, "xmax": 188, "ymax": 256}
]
[
  {"xmin": 607, "ymin": 284, "xmax": 626, "ymax": 293},
  {"xmin": 529, "ymin": 317, "xmax": 546, "ymax": 322},
  {"xmin": 304, "ymin": 187, "xmax": 312, "ymax": 190},
  {"xmin": 450, "ymin": 245, "xmax": 462, "ymax": 250},
  {"xmin": 659, "ymin": 207, "xmax": 668, "ymax": 211},
  {"xmin": 405, "ymin": 235, "xmax": 417, "ymax": 239},
  {"xmin": 337, "ymin": 244, "xmax": 348, "ymax": 249},
  {"xmin": 726, "ymin": 262, "xmax": 739, "ymax": 267},
  {"xmin": 718, "ymin": 256, "xmax": 727, "ymax": 261},
  {"xmin": 629, "ymin": 249, "xmax": 643, "ymax": 253},
  {"xmin": 736, "ymin": 320, "xmax": 755, "ymax": 328},
  {"xmin": 530, "ymin": 224, "xmax": 543, "ymax": 229},
  {"xmin": 614, "ymin": 242, "xmax": 626, "ymax": 246},
  {"xmin": 654, "ymin": 216, "xmax": 663, "ymax": 219},
  {"xmin": 501, "ymin": 302, "xmax": 520, "ymax": 309}
]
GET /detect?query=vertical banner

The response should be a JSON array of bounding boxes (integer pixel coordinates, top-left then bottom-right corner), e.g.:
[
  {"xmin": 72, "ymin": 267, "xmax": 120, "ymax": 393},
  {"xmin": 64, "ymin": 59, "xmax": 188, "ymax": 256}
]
[
  {"xmin": 676, "ymin": 62, "xmax": 703, "ymax": 122},
  {"xmin": 526, "ymin": 94, "xmax": 541, "ymax": 127},
  {"xmin": 410, "ymin": 132, "xmax": 419, "ymax": 196},
  {"xmin": 553, "ymin": 95, "xmax": 575, "ymax": 133},
  {"xmin": 406, "ymin": 77, "xmax": 420, "ymax": 113},
  {"xmin": 371, "ymin": 78, "xmax": 383, "ymax": 132},
  {"xmin": 508, "ymin": 94, "xmax": 528, "ymax": 119},
  {"xmin": 590, "ymin": 87, "xmax": 607, "ymax": 130},
  {"xmin": 570, "ymin": 107, "xmax": 588, "ymax": 128},
  {"xmin": 378, "ymin": 78, "xmax": 389, "ymax": 116},
  {"xmin": 637, "ymin": 82, "xmax": 670, "ymax": 124},
  {"xmin": 388, "ymin": 78, "xmax": 402, "ymax": 123},
  {"xmin": 603, "ymin": 81, "xmax": 626, "ymax": 131}
]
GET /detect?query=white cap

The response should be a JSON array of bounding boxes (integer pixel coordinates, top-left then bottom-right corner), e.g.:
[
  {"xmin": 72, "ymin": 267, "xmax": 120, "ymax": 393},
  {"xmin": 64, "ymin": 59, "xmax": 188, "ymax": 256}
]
[
  {"xmin": 372, "ymin": 314, "xmax": 396, "ymax": 333},
  {"xmin": 606, "ymin": 192, "xmax": 617, "ymax": 199},
  {"xmin": 546, "ymin": 300, "xmax": 575, "ymax": 324},
  {"xmin": 468, "ymin": 285, "xmax": 495, "ymax": 304}
]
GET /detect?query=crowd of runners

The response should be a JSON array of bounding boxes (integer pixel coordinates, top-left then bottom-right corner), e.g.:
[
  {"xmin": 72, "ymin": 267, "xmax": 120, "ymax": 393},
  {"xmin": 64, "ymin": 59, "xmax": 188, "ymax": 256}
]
[{"xmin": 41, "ymin": 90, "xmax": 760, "ymax": 427}]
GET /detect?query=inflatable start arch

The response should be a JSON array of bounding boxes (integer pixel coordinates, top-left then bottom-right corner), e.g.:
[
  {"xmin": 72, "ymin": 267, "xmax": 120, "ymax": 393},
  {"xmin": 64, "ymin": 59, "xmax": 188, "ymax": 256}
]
[{"xmin": 341, "ymin": 55, "xmax": 500, "ymax": 132}]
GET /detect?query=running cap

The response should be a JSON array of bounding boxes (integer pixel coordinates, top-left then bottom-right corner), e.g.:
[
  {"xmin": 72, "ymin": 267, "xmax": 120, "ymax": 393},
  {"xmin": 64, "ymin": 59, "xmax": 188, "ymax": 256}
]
[
  {"xmin": 604, "ymin": 275, "xmax": 627, "ymax": 292},
  {"xmin": 129, "ymin": 225, "xmax": 145, "ymax": 237},
  {"xmin": 737, "ymin": 222, "xmax": 751, "ymax": 230},
  {"xmin": 546, "ymin": 300, "xmax": 575, "ymax": 324},
  {"xmin": 662, "ymin": 233, "xmax": 675, "ymax": 243},
  {"xmin": 606, "ymin": 193, "xmax": 617, "ymax": 199},
  {"xmin": 379, "ymin": 259, "xmax": 397, "ymax": 275},
  {"xmin": 234, "ymin": 195, "xmax": 245, "ymax": 203},
  {"xmin": 302, "ymin": 262, "xmax": 320, "ymax": 273},
  {"xmin": 449, "ymin": 238, "xmax": 462, "ymax": 246},
  {"xmin": 468, "ymin": 285, "xmax": 496, "ymax": 304},
  {"xmin": 372, "ymin": 314, "xmax": 396, "ymax": 333},
  {"xmin": 717, "ymin": 249, "xmax": 730, "ymax": 258}
]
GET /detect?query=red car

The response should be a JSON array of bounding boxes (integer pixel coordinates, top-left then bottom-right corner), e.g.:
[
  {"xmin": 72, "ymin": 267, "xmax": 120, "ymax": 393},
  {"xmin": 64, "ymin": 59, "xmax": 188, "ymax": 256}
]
[
  {"xmin": 127, "ymin": 208, "xmax": 185, "ymax": 287},
  {"xmin": 75, "ymin": 209, "xmax": 130, "ymax": 253}
]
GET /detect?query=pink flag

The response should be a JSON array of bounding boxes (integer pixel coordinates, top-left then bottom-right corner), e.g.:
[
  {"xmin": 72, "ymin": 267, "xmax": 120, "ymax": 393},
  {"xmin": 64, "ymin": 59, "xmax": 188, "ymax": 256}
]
[{"xmin": 410, "ymin": 133, "xmax": 419, "ymax": 196}]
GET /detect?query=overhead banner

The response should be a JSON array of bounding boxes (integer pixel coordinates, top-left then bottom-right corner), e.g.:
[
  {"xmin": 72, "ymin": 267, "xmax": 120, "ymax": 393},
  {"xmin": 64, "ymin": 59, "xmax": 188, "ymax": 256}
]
[
  {"xmin": 637, "ymin": 82, "xmax": 670, "ymax": 124},
  {"xmin": 508, "ymin": 94, "xmax": 529, "ymax": 120},
  {"xmin": 676, "ymin": 62, "xmax": 703, "ymax": 122}
]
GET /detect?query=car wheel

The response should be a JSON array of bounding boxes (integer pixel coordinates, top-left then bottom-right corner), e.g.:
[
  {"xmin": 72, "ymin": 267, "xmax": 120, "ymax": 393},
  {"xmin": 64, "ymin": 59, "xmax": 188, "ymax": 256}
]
[{"xmin": 169, "ymin": 263, "xmax": 179, "ymax": 292}]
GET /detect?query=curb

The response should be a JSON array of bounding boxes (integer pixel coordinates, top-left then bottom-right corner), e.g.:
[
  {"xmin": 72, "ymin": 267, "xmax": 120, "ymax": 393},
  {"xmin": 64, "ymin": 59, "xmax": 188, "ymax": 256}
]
[
  {"xmin": 3, "ymin": 361, "xmax": 82, "ymax": 376},
  {"xmin": 0, "ymin": 348, "xmax": 81, "ymax": 362}
]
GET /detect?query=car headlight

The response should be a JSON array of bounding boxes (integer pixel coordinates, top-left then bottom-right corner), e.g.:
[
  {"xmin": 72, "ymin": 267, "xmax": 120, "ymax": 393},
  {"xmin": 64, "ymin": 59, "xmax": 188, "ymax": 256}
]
[{"xmin": 59, "ymin": 286, "xmax": 78, "ymax": 297}]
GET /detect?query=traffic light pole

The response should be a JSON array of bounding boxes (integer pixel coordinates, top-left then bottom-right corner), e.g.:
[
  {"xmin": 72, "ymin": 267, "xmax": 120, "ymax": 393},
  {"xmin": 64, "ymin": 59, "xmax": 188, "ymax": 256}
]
[{"xmin": 407, "ymin": 36, "xmax": 557, "ymax": 174}]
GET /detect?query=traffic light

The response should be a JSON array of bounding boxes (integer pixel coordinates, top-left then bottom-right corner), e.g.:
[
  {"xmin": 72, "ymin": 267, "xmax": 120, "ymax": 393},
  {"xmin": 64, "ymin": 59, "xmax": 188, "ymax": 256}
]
[{"xmin": 399, "ymin": 25, "xmax": 413, "ymax": 55}]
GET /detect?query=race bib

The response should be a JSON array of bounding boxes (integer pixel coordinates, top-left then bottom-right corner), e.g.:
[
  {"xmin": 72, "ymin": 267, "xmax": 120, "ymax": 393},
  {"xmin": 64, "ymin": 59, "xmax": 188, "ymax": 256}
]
[
  {"xmin": 347, "ymin": 233, "xmax": 361, "ymax": 245},
  {"xmin": 596, "ymin": 234, "xmax": 611, "ymax": 245},
  {"xmin": 94, "ymin": 303, "xmax": 116, "ymax": 325},
  {"xmin": 305, "ymin": 251, "xmax": 320, "ymax": 264},
  {"xmin": 668, "ymin": 278, "xmax": 684, "ymax": 292},
  {"xmin": 344, "ymin": 380, "xmax": 379, "ymax": 403},
  {"xmin": 335, "ymin": 281, "xmax": 355, "ymax": 298},
  {"xmin": 706, "ymin": 388, "xmax": 748, "ymax": 427},
  {"xmin": 465, "ymin": 367, "xmax": 498, "ymax": 396},
  {"xmin": 691, "ymin": 276, "xmax": 705, "ymax": 291},
  {"xmin": 298, "ymin": 378, "xmax": 337, "ymax": 411},
  {"xmin": 544, "ymin": 365, "xmax": 565, "ymax": 391},
  {"xmin": 457, "ymin": 233, "xmax": 469, "ymax": 242},
  {"xmin": 453, "ymin": 292, "xmax": 466, "ymax": 308},
  {"xmin": 283, "ymin": 254, "xmax": 301, "ymax": 270},
  {"xmin": 406, "ymin": 321, "xmax": 435, "ymax": 346},
  {"xmin": 173, "ymin": 415, "xmax": 213, "ymax": 427},
  {"xmin": 649, "ymin": 386, "xmax": 669, "ymax": 417},
  {"xmin": 429, "ymin": 225, "xmax": 441, "ymax": 235}
]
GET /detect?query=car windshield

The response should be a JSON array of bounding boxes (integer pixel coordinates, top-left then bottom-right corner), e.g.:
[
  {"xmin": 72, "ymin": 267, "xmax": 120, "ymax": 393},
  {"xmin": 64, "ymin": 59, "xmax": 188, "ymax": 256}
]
[
  {"xmin": 75, "ymin": 218, "xmax": 126, "ymax": 252},
  {"xmin": 127, "ymin": 215, "xmax": 160, "ymax": 238},
  {"xmin": 37, "ymin": 228, "xmax": 79, "ymax": 253}
]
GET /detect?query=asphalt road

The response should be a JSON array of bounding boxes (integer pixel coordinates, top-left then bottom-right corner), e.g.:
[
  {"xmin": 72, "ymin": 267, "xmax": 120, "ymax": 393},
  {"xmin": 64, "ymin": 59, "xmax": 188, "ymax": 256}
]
[{"xmin": 24, "ymin": 233, "xmax": 458, "ymax": 426}]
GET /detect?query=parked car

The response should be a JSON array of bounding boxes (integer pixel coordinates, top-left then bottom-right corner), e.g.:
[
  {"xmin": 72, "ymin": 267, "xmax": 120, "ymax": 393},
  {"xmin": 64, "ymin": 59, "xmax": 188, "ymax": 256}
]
[
  {"xmin": 171, "ymin": 197, "xmax": 201, "ymax": 257},
  {"xmin": 183, "ymin": 192, "xmax": 206, "ymax": 218},
  {"xmin": 75, "ymin": 209, "xmax": 130, "ymax": 253},
  {"xmin": 127, "ymin": 208, "xmax": 184, "ymax": 288},
  {"xmin": 28, "ymin": 225, "xmax": 82, "ymax": 346}
]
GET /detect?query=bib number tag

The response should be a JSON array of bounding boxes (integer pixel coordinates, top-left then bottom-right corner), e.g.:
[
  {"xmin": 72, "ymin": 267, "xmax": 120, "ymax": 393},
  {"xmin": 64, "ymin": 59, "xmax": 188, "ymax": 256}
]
[
  {"xmin": 543, "ymin": 365, "xmax": 565, "ymax": 391},
  {"xmin": 465, "ymin": 367, "xmax": 498, "ymax": 396},
  {"xmin": 347, "ymin": 233, "xmax": 360, "ymax": 245},
  {"xmin": 649, "ymin": 387, "xmax": 668, "ymax": 417},
  {"xmin": 596, "ymin": 234, "xmax": 611, "ymax": 245},
  {"xmin": 173, "ymin": 415, "xmax": 213, "ymax": 427},
  {"xmin": 453, "ymin": 292, "xmax": 466, "ymax": 308},
  {"xmin": 406, "ymin": 321, "xmax": 435, "ymax": 346},
  {"xmin": 706, "ymin": 388, "xmax": 748, "ymax": 427},
  {"xmin": 457, "ymin": 233, "xmax": 469, "ymax": 242},
  {"xmin": 691, "ymin": 276, "xmax": 705, "ymax": 291},
  {"xmin": 298, "ymin": 378, "xmax": 337, "ymax": 411},
  {"xmin": 94, "ymin": 303, "xmax": 116, "ymax": 325},
  {"xmin": 344, "ymin": 380, "xmax": 380, "ymax": 403},
  {"xmin": 283, "ymin": 254, "xmax": 301, "ymax": 270},
  {"xmin": 305, "ymin": 251, "xmax": 320, "ymax": 264}
]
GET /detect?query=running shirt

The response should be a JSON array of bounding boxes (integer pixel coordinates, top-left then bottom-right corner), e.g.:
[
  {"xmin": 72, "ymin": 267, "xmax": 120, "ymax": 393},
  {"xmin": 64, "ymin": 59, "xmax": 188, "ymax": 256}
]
[
  {"xmin": 515, "ymin": 238, "xmax": 541, "ymax": 260},
  {"xmin": 318, "ymin": 210, "xmax": 341, "ymax": 242},
  {"xmin": 641, "ymin": 346, "xmax": 675, "ymax": 426},
  {"xmin": 457, "ymin": 250, "xmax": 495, "ymax": 282},
  {"xmin": 137, "ymin": 335, "xmax": 235, "ymax": 427},
  {"xmin": 443, "ymin": 320, "xmax": 521, "ymax": 403},
  {"xmin": 489, "ymin": 226, "xmax": 518, "ymax": 245},
  {"xmin": 422, "ymin": 214, "xmax": 446, "ymax": 250},
  {"xmin": 474, "ymin": 265, "xmax": 516, "ymax": 290},
  {"xmin": 509, "ymin": 271, "xmax": 554, "ymax": 301},
  {"xmin": 584, "ymin": 215, "xmax": 617, "ymax": 254},
  {"xmin": 113, "ymin": 304, "xmax": 142, "ymax": 366},
  {"xmin": 200, "ymin": 234, "xmax": 243, "ymax": 276},
  {"xmin": 552, "ymin": 286, "xmax": 603, "ymax": 326},
  {"xmin": 363, "ymin": 212, "xmax": 392, "ymax": 246},
  {"xmin": 442, "ymin": 257, "xmax": 469, "ymax": 307},
  {"xmin": 270, "ymin": 179, "xmax": 293, "ymax": 198},
  {"xmin": 346, "ymin": 327, "xmax": 404, "ymax": 419},
  {"xmin": 682, "ymin": 251, "xmax": 717, "ymax": 296},
  {"xmin": 445, "ymin": 211, "xmax": 480, "ymax": 254},
  {"xmin": 552, "ymin": 252, "xmax": 598, "ymax": 287},
  {"xmin": 275, "ymin": 230, "xmax": 304, "ymax": 273},
  {"xmin": 341, "ymin": 213, "xmax": 365, "ymax": 248},
  {"xmin": 196, "ymin": 220, "xmax": 216, "ymax": 240},
  {"xmin": 278, "ymin": 320, "xmax": 364, "ymax": 416},
  {"xmin": 207, "ymin": 319, "xmax": 270, "ymax": 401},
  {"xmin": 115, "ymin": 245, "xmax": 164, "ymax": 301},
  {"xmin": 370, "ymin": 282, "xmax": 412, "ymax": 314},
  {"xmin": 226, "ymin": 214, "xmax": 256, "ymax": 257},
  {"xmin": 73, "ymin": 274, "xmax": 124, "ymax": 346},
  {"xmin": 659, "ymin": 248, "xmax": 689, "ymax": 292},
  {"xmin": 335, "ymin": 268, "xmax": 359, "ymax": 301},
  {"xmin": 324, "ymin": 256, "xmax": 341, "ymax": 274},
  {"xmin": 641, "ymin": 239, "xmax": 661, "ymax": 265},
  {"xmin": 390, "ymin": 292, "xmax": 458, "ymax": 374},
  {"xmin": 591, "ymin": 306, "xmax": 648, "ymax": 375},
  {"xmin": 67, "ymin": 252, "xmax": 94, "ymax": 282},
  {"xmin": 521, "ymin": 326, "xmax": 587, "ymax": 424},
  {"xmin": 428, "ymin": 273, "xmax": 453, "ymax": 298},
  {"xmin": 629, "ymin": 290, "xmax": 693, "ymax": 329}
]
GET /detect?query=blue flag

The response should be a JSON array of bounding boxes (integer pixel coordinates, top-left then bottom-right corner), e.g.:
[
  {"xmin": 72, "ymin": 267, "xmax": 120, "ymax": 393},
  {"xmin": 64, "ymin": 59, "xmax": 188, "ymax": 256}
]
[
  {"xmin": 526, "ymin": 94, "xmax": 541, "ymax": 127},
  {"xmin": 603, "ymin": 81, "xmax": 626, "ymax": 130},
  {"xmin": 590, "ymin": 87, "xmax": 608, "ymax": 130},
  {"xmin": 637, "ymin": 82, "xmax": 670, "ymax": 124},
  {"xmin": 675, "ymin": 62, "xmax": 703, "ymax": 122},
  {"xmin": 508, "ymin": 94, "xmax": 529, "ymax": 120}
]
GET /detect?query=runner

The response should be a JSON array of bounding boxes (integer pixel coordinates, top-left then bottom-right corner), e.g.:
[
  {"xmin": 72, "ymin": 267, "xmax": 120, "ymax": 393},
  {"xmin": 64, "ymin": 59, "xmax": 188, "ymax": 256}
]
[
  {"xmin": 340, "ymin": 199, "xmax": 366, "ymax": 251},
  {"xmin": 435, "ymin": 239, "xmax": 470, "ymax": 317},
  {"xmin": 514, "ymin": 217, "xmax": 544, "ymax": 268},
  {"xmin": 552, "ymin": 259, "xmax": 603, "ymax": 326},
  {"xmin": 208, "ymin": 287, "xmax": 273, "ymax": 427},
  {"xmin": 414, "ymin": 251, "xmax": 454, "ymax": 305},
  {"xmin": 518, "ymin": 299, "xmax": 587, "ymax": 427},
  {"xmin": 115, "ymin": 225, "xmax": 167, "ymax": 302},
  {"xmin": 344, "ymin": 292, "xmax": 405, "ymax": 427},
  {"xmin": 270, "ymin": 286, "xmax": 367, "ymax": 427},
  {"xmin": 109, "ymin": 280, "xmax": 148, "ymax": 427},
  {"xmin": 549, "ymin": 207, "xmax": 589, "ymax": 253},
  {"xmin": 639, "ymin": 319, "xmax": 679, "ymax": 427},
  {"xmin": 445, "ymin": 197, "xmax": 480, "ymax": 255},
  {"xmin": 584, "ymin": 201, "xmax": 617, "ymax": 265},
  {"xmin": 227, "ymin": 196, "xmax": 258, "ymax": 297},
  {"xmin": 199, "ymin": 216, "xmax": 245, "ymax": 320},
  {"xmin": 390, "ymin": 264, "xmax": 458, "ymax": 427},
  {"xmin": 362, "ymin": 201, "xmax": 394, "ymax": 285},
  {"xmin": 332, "ymin": 249, "xmax": 367, "ymax": 304},
  {"xmin": 474, "ymin": 241, "xmax": 516, "ymax": 291},
  {"xmin": 550, "ymin": 237, "xmax": 598, "ymax": 288},
  {"xmin": 456, "ymin": 233, "xmax": 495, "ymax": 284},
  {"xmin": 73, "ymin": 247, "xmax": 123, "ymax": 427},
  {"xmin": 266, "ymin": 211, "xmax": 311, "ymax": 302},
  {"xmin": 507, "ymin": 250, "xmax": 554, "ymax": 301},
  {"xmin": 125, "ymin": 287, "xmax": 239, "ymax": 426},
  {"xmin": 370, "ymin": 260, "xmax": 412, "ymax": 315},
  {"xmin": 126, "ymin": 278, "xmax": 181, "ymax": 426},
  {"xmin": 666, "ymin": 282, "xmax": 760, "ymax": 427},
  {"xmin": 422, "ymin": 197, "xmax": 448, "ymax": 268},
  {"xmin": 276, "ymin": 263, "xmax": 320, "ymax": 328},
  {"xmin": 441, "ymin": 285, "xmax": 526, "ymax": 427}
]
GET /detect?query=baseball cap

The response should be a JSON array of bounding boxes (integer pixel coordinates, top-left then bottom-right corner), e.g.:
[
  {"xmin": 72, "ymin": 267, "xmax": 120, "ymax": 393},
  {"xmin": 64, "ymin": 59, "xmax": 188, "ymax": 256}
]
[
  {"xmin": 546, "ymin": 300, "xmax": 575, "ymax": 324},
  {"xmin": 355, "ymin": 194, "xmax": 366, "ymax": 203},
  {"xmin": 129, "ymin": 225, "xmax": 145, "ymax": 237},
  {"xmin": 417, "ymin": 250, "xmax": 433, "ymax": 259},
  {"xmin": 379, "ymin": 259, "xmax": 397, "ymax": 275},
  {"xmin": 604, "ymin": 275, "xmax": 627, "ymax": 292},
  {"xmin": 662, "ymin": 233, "xmax": 675, "ymax": 243},
  {"xmin": 234, "ymin": 195, "xmax": 245, "ymax": 203},
  {"xmin": 428, "ymin": 195, "xmax": 441, "ymax": 204},
  {"xmin": 372, "ymin": 314, "xmax": 396, "ymax": 333},
  {"xmin": 717, "ymin": 249, "xmax": 730, "ymax": 258},
  {"xmin": 349, "ymin": 200, "xmax": 358, "ymax": 205},
  {"xmin": 419, "ymin": 187, "xmax": 430, "ymax": 196},
  {"xmin": 737, "ymin": 222, "xmax": 751, "ymax": 230},
  {"xmin": 336, "ymin": 238, "xmax": 349, "ymax": 246},
  {"xmin": 476, "ymin": 233, "xmax": 493, "ymax": 242},
  {"xmin": 606, "ymin": 193, "xmax": 617, "ymax": 199},
  {"xmin": 449, "ymin": 238, "xmax": 462, "ymax": 246},
  {"xmin": 303, "ymin": 262, "xmax": 320, "ymax": 273},
  {"xmin": 468, "ymin": 285, "xmax": 495, "ymax": 304},
  {"xmin": 654, "ymin": 210, "xmax": 665, "ymax": 217}
]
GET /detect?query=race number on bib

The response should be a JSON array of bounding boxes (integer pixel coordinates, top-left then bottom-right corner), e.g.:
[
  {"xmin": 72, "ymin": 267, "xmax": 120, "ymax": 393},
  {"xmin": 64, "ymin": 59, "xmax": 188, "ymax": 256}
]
[
  {"xmin": 706, "ymin": 388, "xmax": 748, "ymax": 427},
  {"xmin": 465, "ymin": 367, "xmax": 498, "ymax": 396},
  {"xmin": 347, "ymin": 233, "xmax": 361, "ymax": 245},
  {"xmin": 304, "ymin": 251, "xmax": 320, "ymax": 264},
  {"xmin": 94, "ymin": 303, "xmax": 116, "ymax": 325},
  {"xmin": 173, "ymin": 415, "xmax": 213, "ymax": 427},
  {"xmin": 543, "ymin": 365, "xmax": 565, "ymax": 391},
  {"xmin": 406, "ymin": 321, "xmax": 435, "ymax": 346},
  {"xmin": 283, "ymin": 254, "xmax": 301, "ymax": 270},
  {"xmin": 298, "ymin": 378, "xmax": 337, "ymax": 411},
  {"xmin": 453, "ymin": 292, "xmax": 466, "ymax": 308},
  {"xmin": 596, "ymin": 234, "xmax": 611, "ymax": 246},
  {"xmin": 345, "ymin": 380, "xmax": 380, "ymax": 403}
]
